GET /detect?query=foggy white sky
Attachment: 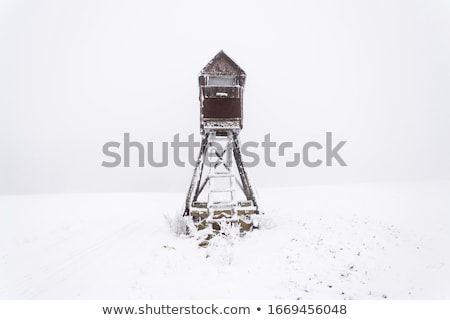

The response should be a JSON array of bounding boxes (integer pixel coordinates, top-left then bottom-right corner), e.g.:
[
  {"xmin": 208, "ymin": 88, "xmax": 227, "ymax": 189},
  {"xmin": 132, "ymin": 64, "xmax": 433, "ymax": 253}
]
[{"xmin": 1, "ymin": 0, "xmax": 449, "ymax": 194}]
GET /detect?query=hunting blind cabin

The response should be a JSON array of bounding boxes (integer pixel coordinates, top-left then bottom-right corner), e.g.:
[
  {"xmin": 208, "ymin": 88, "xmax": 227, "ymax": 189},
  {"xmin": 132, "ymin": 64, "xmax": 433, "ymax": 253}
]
[{"xmin": 184, "ymin": 51, "xmax": 260, "ymax": 235}]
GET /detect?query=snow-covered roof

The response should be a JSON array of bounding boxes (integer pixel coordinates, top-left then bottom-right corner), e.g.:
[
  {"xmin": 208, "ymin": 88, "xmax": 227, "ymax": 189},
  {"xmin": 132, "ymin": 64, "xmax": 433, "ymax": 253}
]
[{"xmin": 200, "ymin": 50, "xmax": 246, "ymax": 76}]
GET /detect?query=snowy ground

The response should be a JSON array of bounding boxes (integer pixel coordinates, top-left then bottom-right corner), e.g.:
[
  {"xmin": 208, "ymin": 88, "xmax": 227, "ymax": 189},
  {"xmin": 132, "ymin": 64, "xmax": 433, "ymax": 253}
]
[{"xmin": 1, "ymin": 181, "xmax": 449, "ymax": 299}]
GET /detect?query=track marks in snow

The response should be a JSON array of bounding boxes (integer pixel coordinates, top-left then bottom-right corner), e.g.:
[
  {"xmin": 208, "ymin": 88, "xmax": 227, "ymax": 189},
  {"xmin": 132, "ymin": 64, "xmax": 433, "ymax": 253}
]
[{"xmin": 2, "ymin": 220, "xmax": 146, "ymax": 298}]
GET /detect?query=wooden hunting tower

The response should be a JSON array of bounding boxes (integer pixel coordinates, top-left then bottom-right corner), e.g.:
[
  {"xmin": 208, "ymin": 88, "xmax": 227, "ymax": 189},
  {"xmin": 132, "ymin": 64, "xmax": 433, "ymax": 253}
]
[{"xmin": 184, "ymin": 51, "xmax": 260, "ymax": 237}]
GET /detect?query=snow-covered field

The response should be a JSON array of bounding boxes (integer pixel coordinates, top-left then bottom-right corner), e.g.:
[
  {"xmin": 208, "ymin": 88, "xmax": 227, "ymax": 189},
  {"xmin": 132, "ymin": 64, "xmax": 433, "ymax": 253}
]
[{"xmin": 1, "ymin": 181, "xmax": 449, "ymax": 299}]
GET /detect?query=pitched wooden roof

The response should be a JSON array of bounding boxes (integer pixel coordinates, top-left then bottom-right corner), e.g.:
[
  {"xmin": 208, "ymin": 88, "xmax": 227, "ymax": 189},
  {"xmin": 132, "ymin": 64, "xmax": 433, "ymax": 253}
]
[{"xmin": 201, "ymin": 50, "xmax": 246, "ymax": 76}]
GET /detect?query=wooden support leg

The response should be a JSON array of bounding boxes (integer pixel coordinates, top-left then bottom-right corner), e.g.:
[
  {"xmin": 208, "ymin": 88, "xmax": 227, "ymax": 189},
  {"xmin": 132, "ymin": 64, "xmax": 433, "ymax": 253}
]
[
  {"xmin": 232, "ymin": 132, "xmax": 259, "ymax": 212},
  {"xmin": 183, "ymin": 133, "xmax": 209, "ymax": 216}
]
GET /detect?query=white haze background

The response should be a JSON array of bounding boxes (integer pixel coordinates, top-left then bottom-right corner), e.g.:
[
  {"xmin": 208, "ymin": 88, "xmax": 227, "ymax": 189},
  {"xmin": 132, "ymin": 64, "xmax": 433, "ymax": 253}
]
[{"xmin": 1, "ymin": 0, "xmax": 450, "ymax": 195}]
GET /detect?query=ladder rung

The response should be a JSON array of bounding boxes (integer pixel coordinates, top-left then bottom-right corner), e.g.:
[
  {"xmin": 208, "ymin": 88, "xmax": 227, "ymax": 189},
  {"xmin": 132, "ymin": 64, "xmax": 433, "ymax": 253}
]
[
  {"xmin": 210, "ymin": 188, "xmax": 234, "ymax": 193},
  {"xmin": 210, "ymin": 172, "xmax": 233, "ymax": 178}
]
